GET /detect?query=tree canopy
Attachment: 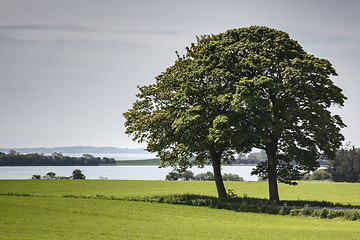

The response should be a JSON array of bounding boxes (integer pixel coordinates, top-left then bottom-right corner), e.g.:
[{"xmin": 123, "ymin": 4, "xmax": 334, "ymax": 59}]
[
  {"xmin": 328, "ymin": 145, "xmax": 360, "ymax": 182},
  {"xmin": 229, "ymin": 27, "xmax": 346, "ymax": 200},
  {"xmin": 124, "ymin": 26, "xmax": 346, "ymax": 200}
]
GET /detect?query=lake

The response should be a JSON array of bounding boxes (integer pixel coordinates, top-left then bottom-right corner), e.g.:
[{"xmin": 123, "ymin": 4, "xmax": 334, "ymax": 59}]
[
  {"xmin": 61, "ymin": 153, "xmax": 158, "ymax": 160},
  {"xmin": 0, "ymin": 165, "xmax": 258, "ymax": 181}
]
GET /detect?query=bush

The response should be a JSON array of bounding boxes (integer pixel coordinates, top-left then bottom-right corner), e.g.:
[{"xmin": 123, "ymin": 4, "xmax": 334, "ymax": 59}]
[
  {"xmin": 310, "ymin": 169, "xmax": 331, "ymax": 180},
  {"xmin": 222, "ymin": 173, "xmax": 244, "ymax": 181},
  {"xmin": 279, "ymin": 203, "xmax": 290, "ymax": 215},
  {"xmin": 43, "ymin": 172, "xmax": 56, "ymax": 179},
  {"xmin": 31, "ymin": 174, "xmax": 41, "ymax": 179},
  {"xmin": 165, "ymin": 171, "xmax": 181, "ymax": 180},
  {"xmin": 165, "ymin": 170, "xmax": 244, "ymax": 181},
  {"xmin": 194, "ymin": 171, "xmax": 215, "ymax": 181},
  {"xmin": 180, "ymin": 170, "xmax": 195, "ymax": 180},
  {"xmin": 72, "ymin": 169, "xmax": 86, "ymax": 179},
  {"xmin": 59, "ymin": 192, "xmax": 360, "ymax": 221},
  {"xmin": 302, "ymin": 169, "xmax": 331, "ymax": 181},
  {"xmin": 320, "ymin": 208, "xmax": 329, "ymax": 218}
]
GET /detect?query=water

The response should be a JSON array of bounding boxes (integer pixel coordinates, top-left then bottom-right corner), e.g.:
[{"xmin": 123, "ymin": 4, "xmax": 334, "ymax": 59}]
[{"xmin": 0, "ymin": 165, "xmax": 258, "ymax": 181}]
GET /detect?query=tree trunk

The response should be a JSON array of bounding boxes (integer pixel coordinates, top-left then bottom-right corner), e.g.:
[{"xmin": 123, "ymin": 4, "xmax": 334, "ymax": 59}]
[
  {"xmin": 210, "ymin": 150, "xmax": 227, "ymax": 198},
  {"xmin": 268, "ymin": 172, "xmax": 279, "ymax": 202},
  {"xmin": 266, "ymin": 144, "xmax": 280, "ymax": 202}
]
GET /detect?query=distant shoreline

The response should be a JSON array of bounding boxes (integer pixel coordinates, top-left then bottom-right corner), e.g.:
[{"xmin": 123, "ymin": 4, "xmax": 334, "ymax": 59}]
[{"xmin": 0, "ymin": 146, "xmax": 149, "ymax": 155}]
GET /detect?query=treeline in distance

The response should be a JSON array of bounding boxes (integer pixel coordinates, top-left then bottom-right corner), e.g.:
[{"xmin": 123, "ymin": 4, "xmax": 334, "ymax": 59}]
[{"xmin": 0, "ymin": 150, "xmax": 116, "ymax": 166}]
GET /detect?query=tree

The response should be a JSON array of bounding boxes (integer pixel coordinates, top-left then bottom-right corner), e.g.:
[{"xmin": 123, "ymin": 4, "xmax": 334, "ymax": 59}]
[
  {"xmin": 180, "ymin": 170, "xmax": 195, "ymax": 180},
  {"xmin": 165, "ymin": 171, "xmax": 181, "ymax": 180},
  {"xmin": 302, "ymin": 169, "xmax": 331, "ymax": 181},
  {"xmin": 124, "ymin": 26, "xmax": 345, "ymax": 200},
  {"xmin": 124, "ymin": 30, "xmax": 255, "ymax": 198},
  {"xmin": 31, "ymin": 174, "xmax": 41, "ymax": 179},
  {"xmin": 44, "ymin": 172, "xmax": 56, "ymax": 179},
  {"xmin": 8, "ymin": 149, "xmax": 19, "ymax": 155},
  {"xmin": 82, "ymin": 154, "xmax": 95, "ymax": 160},
  {"xmin": 328, "ymin": 145, "xmax": 360, "ymax": 182},
  {"xmin": 72, "ymin": 169, "xmax": 86, "ymax": 179},
  {"xmin": 222, "ymin": 173, "xmax": 244, "ymax": 181},
  {"xmin": 194, "ymin": 171, "xmax": 215, "ymax": 181},
  {"xmin": 231, "ymin": 27, "xmax": 346, "ymax": 201}
]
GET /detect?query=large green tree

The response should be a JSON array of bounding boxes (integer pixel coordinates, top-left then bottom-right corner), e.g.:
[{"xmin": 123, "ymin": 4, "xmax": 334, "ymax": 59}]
[
  {"xmin": 231, "ymin": 27, "xmax": 346, "ymax": 201},
  {"xmin": 124, "ymin": 26, "xmax": 346, "ymax": 200},
  {"xmin": 124, "ymin": 34, "xmax": 255, "ymax": 198}
]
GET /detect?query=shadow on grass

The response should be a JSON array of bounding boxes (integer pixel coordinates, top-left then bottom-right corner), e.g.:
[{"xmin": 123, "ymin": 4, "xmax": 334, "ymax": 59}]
[
  {"xmin": 2, "ymin": 191, "xmax": 359, "ymax": 221},
  {"xmin": 122, "ymin": 193, "xmax": 360, "ymax": 221}
]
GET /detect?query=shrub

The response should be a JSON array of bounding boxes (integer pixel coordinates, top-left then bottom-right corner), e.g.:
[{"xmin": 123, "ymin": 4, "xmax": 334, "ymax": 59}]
[
  {"xmin": 43, "ymin": 172, "xmax": 56, "ymax": 179},
  {"xmin": 194, "ymin": 172, "xmax": 215, "ymax": 181},
  {"xmin": 165, "ymin": 171, "xmax": 181, "ymax": 180},
  {"xmin": 310, "ymin": 169, "xmax": 331, "ymax": 180},
  {"xmin": 72, "ymin": 169, "xmax": 86, "ymax": 179},
  {"xmin": 299, "ymin": 204, "xmax": 313, "ymax": 216},
  {"xmin": 165, "ymin": 170, "xmax": 244, "ymax": 181},
  {"xmin": 227, "ymin": 189, "xmax": 238, "ymax": 198},
  {"xmin": 320, "ymin": 208, "xmax": 329, "ymax": 218},
  {"xmin": 302, "ymin": 169, "xmax": 332, "ymax": 181},
  {"xmin": 279, "ymin": 203, "xmax": 290, "ymax": 215},
  {"xmin": 222, "ymin": 173, "xmax": 244, "ymax": 181},
  {"xmin": 31, "ymin": 174, "xmax": 41, "ymax": 179},
  {"xmin": 180, "ymin": 170, "xmax": 195, "ymax": 180}
]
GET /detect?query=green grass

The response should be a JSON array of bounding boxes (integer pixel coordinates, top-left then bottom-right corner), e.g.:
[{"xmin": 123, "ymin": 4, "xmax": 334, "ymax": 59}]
[
  {"xmin": 0, "ymin": 180, "xmax": 359, "ymax": 205},
  {"xmin": 0, "ymin": 180, "xmax": 359, "ymax": 239},
  {"xmin": 116, "ymin": 158, "xmax": 161, "ymax": 165},
  {"xmin": 1, "ymin": 195, "xmax": 359, "ymax": 240}
]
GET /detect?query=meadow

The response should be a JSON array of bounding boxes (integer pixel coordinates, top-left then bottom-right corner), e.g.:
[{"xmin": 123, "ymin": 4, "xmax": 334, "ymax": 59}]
[{"xmin": 0, "ymin": 180, "xmax": 359, "ymax": 239}]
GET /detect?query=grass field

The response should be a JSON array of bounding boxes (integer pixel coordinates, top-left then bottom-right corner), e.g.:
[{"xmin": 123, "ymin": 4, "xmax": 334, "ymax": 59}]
[
  {"xmin": 1, "ymin": 180, "xmax": 359, "ymax": 205},
  {"xmin": 0, "ymin": 180, "xmax": 359, "ymax": 239}
]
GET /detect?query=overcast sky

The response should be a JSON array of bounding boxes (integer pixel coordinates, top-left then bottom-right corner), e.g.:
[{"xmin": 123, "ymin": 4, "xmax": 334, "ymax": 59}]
[{"xmin": 0, "ymin": 0, "xmax": 359, "ymax": 149}]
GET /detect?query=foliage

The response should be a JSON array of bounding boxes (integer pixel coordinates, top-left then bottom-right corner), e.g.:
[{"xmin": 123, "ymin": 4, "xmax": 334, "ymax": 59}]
[
  {"xmin": 222, "ymin": 173, "xmax": 244, "ymax": 181},
  {"xmin": 71, "ymin": 169, "xmax": 86, "ymax": 179},
  {"xmin": 165, "ymin": 171, "xmax": 181, "ymax": 180},
  {"xmin": 44, "ymin": 172, "xmax": 57, "ymax": 179},
  {"xmin": 165, "ymin": 170, "xmax": 197, "ymax": 180},
  {"xmin": 2, "ymin": 191, "xmax": 359, "ymax": 222},
  {"xmin": 194, "ymin": 171, "xmax": 215, "ymax": 181},
  {"xmin": 302, "ymin": 169, "xmax": 332, "ymax": 181},
  {"xmin": 181, "ymin": 170, "xmax": 196, "ymax": 180},
  {"xmin": 234, "ymin": 150, "xmax": 268, "ymax": 165},
  {"xmin": 327, "ymin": 145, "xmax": 360, "ymax": 182},
  {"xmin": 29, "ymin": 170, "xmax": 84, "ymax": 180},
  {"xmin": 226, "ymin": 26, "xmax": 346, "ymax": 201},
  {"xmin": 0, "ymin": 151, "xmax": 116, "ymax": 166},
  {"xmin": 92, "ymin": 193, "xmax": 358, "ymax": 221},
  {"xmin": 122, "ymin": 193, "xmax": 359, "ymax": 210},
  {"xmin": 31, "ymin": 174, "xmax": 41, "ymax": 179},
  {"xmin": 165, "ymin": 170, "xmax": 243, "ymax": 181},
  {"xmin": 124, "ymin": 26, "xmax": 346, "ymax": 200}
]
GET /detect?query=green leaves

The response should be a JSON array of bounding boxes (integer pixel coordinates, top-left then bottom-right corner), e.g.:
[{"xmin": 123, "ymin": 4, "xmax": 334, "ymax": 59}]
[{"xmin": 124, "ymin": 26, "xmax": 346, "ymax": 196}]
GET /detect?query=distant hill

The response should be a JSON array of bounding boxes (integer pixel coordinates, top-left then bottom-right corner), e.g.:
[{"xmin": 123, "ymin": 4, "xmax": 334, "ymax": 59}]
[{"xmin": 0, "ymin": 146, "xmax": 148, "ymax": 154}]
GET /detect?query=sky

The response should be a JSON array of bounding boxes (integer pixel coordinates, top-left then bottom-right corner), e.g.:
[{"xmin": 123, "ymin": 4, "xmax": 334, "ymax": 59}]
[{"xmin": 0, "ymin": 0, "xmax": 359, "ymax": 149}]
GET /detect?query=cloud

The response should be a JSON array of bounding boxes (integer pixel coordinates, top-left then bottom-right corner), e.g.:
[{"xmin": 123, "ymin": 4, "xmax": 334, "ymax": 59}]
[
  {"xmin": 0, "ymin": 24, "xmax": 94, "ymax": 32},
  {"xmin": 1, "ymin": 124, "xmax": 16, "ymax": 130},
  {"xmin": 0, "ymin": 24, "xmax": 181, "ymax": 43}
]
